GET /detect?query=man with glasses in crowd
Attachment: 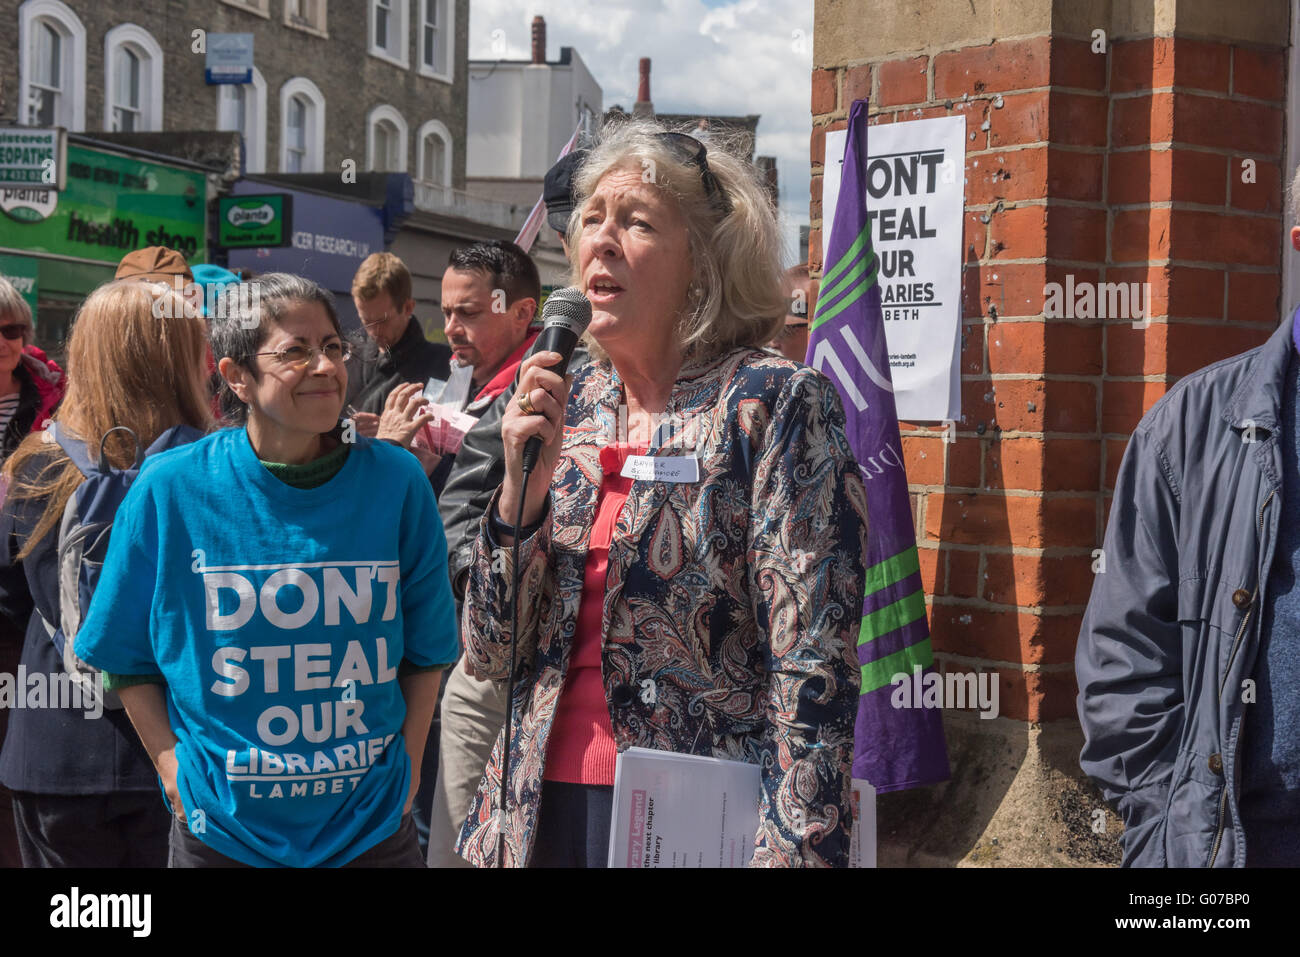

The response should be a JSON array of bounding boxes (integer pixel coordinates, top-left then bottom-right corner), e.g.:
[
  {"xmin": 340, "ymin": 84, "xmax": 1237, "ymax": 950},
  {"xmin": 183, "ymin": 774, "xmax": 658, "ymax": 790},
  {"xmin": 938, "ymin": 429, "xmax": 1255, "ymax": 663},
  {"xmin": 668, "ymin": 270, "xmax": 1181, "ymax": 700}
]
[{"xmin": 345, "ymin": 252, "xmax": 451, "ymax": 432}]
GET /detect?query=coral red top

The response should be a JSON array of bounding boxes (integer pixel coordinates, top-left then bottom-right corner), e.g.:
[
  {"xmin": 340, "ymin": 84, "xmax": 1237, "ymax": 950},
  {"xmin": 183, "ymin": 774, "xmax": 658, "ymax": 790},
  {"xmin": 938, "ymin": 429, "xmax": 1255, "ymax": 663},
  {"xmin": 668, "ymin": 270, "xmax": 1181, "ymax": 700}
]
[{"xmin": 543, "ymin": 442, "xmax": 649, "ymax": 785}]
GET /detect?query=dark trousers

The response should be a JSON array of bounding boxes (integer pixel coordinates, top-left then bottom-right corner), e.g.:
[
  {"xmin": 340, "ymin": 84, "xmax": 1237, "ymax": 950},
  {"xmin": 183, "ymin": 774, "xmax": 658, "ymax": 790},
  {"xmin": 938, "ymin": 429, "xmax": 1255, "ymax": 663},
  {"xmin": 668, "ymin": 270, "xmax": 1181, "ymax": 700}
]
[
  {"xmin": 410, "ymin": 675, "xmax": 448, "ymax": 856},
  {"xmin": 0, "ymin": 787, "xmax": 17, "ymax": 868},
  {"xmin": 12, "ymin": 790, "xmax": 170, "ymax": 867},
  {"xmin": 167, "ymin": 813, "xmax": 426, "ymax": 868},
  {"xmin": 529, "ymin": 781, "xmax": 614, "ymax": 868}
]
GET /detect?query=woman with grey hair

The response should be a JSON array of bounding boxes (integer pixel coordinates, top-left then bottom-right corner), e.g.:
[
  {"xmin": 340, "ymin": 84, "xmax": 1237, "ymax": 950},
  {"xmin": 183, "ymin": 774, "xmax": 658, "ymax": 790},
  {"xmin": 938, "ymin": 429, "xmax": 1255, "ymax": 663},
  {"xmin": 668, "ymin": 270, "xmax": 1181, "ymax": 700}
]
[
  {"xmin": 457, "ymin": 120, "xmax": 870, "ymax": 867},
  {"xmin": 0, "ymin": 278, "xmax": 64, "ymax": 463},
  {"xmin": 73, "ymin": 272, "xmax": 460, "ymax": 868}
]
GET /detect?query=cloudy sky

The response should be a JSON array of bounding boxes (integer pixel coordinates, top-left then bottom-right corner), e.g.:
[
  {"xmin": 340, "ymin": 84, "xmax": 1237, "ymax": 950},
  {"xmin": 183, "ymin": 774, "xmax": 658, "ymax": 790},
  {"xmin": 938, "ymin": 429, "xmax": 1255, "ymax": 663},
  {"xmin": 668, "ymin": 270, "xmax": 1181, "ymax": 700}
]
[{"xmin": 468, "ymin": 0, "xmax": 815, "ymax": 265}]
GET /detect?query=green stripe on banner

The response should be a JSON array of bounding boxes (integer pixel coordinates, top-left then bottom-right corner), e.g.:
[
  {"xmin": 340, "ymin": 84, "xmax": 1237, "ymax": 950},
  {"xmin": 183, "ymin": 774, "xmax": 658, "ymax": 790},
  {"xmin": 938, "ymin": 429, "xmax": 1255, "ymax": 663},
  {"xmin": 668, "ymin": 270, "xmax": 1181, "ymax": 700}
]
[
  {"xmin": 821, "ymin": 225, "xmax": 870, "ymax": 288},
  {"xmin": 859, "ymin": 638, "xmax": 935, "ymax": 695},
  {"xmin": 858, "ymin": 588, "xmax": 926, "ymax": 645},
  {"xmin": 819, "ymin": 253, "xmax": 872, "ymax": 314},
  {"xmin": 812, "ymin": 259, "xmax": 879, "ymax": 329},
  {"xmin": 864, "ymin": 546, "xmax": 921, "ymax": 597}
]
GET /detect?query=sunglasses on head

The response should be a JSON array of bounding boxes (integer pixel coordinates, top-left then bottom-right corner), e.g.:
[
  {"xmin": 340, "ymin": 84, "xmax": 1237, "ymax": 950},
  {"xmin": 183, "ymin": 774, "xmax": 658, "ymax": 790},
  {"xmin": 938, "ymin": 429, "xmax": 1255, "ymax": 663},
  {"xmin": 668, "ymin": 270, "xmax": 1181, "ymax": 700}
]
[
  {"xmin": 0, "ymin": 324, "xmax": 26, "ymax": 341},
  {"xmin": 656, "ymin": 132, "xmax": 733, "ymax": 217}
]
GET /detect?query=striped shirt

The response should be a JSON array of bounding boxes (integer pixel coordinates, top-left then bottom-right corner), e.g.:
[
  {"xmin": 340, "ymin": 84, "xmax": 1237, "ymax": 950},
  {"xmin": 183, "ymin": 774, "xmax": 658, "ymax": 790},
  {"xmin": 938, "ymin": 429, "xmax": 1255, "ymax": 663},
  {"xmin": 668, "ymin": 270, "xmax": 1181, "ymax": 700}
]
[{"xmin": 0, "ymin": 393, "xmax": 20, "ymax": 438}]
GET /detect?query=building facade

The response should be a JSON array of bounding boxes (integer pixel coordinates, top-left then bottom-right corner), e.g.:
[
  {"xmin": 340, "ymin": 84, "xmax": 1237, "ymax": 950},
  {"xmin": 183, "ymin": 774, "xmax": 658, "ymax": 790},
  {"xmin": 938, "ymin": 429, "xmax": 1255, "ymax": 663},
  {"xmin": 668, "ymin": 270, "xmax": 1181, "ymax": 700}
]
[
  {"xmin": 464, "ymin": 16, "xmax": 602, "ymax": 287},
  {"xmin": 0, "ymin": 0, "xmax": 522, "ymax": 340},
  {"xmin": 2, "ymin": 0, "xmax": 470, "ymax": 184}
]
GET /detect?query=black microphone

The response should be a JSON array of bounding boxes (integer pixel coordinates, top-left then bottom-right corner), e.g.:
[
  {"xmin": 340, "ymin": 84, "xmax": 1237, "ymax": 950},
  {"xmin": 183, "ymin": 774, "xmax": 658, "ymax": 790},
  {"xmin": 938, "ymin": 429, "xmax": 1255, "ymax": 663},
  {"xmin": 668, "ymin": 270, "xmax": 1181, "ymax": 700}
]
[{"xmin": 520, "ymin": 287, "xmax": 591, "ymax": 474}]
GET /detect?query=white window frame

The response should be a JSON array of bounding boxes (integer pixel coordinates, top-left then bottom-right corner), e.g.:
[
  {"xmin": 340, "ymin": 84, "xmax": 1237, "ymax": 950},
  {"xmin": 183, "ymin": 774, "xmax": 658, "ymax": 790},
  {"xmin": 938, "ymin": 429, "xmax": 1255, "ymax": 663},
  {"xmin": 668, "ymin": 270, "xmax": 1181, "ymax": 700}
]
[
  {"xmin": 369, "ymin": 0, "xmax": 409, "ymax": 69},
  {"xmin": 367, "ymin": 104, "xmax": 409, "ymax": 172},
  {"xmin": 415, "ymin": 118, "xmax": 452, "ymax": 187},
  {"xmin": 279, "ymin": 76, "xmax": 326, "ymax": 173},
  {"xmin": 416, "ymin": 0, "xmax": 453, "ymax": 83},
  {"xmin": 17, "ymin": 0, "xmax": 86, "ymax": 131},
  {"xmin": 215, "ymin": 66, "xmax": 267, "ymax": 174},
  {"xmin": 284, "ymin": 0, "xmax": 328, "ymax": 37},
  {"xmin": 219, "ymin": 0, "xmax": 270, "ymax": 17},
  {"xmin": 103, "ymin": 24, "xmax": 164, "ymax": 132}
]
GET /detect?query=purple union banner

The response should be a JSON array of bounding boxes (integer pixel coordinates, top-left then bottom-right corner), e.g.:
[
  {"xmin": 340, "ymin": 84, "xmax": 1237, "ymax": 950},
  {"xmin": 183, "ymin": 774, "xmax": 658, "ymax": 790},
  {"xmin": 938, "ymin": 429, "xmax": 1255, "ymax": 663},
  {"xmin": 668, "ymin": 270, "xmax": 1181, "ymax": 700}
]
[{"xmin": 808, "ymin": 98, "xmax": 951, "ymax": 791}]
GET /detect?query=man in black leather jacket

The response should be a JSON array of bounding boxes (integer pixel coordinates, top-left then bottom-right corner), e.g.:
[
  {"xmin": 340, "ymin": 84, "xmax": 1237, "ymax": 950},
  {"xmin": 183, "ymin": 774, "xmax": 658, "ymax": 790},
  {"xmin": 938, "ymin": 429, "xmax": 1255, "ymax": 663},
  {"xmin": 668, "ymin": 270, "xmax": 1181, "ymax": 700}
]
[{"xmin": 426, "ymin": 151, "xmax": 589, "ymax": 866}]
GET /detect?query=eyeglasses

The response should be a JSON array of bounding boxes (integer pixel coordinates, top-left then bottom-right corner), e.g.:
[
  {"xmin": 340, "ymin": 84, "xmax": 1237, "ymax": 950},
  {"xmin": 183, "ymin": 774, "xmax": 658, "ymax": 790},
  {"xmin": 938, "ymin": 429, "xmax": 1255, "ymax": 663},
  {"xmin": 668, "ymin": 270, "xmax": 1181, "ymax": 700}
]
[
  {"xmin": 0, "ymin": 324, "xmax": 27, "ymax": 341},
  {"xmin": 250, "ymin": 341, "xmax": 351, "ymax": 369},
  {"xmin": 657, "ymin": 132, "xmax": 733, "ymax": 217},
  {"xmin": 360, "ymin": 311, "xmax": 399, "ymax": 328}
]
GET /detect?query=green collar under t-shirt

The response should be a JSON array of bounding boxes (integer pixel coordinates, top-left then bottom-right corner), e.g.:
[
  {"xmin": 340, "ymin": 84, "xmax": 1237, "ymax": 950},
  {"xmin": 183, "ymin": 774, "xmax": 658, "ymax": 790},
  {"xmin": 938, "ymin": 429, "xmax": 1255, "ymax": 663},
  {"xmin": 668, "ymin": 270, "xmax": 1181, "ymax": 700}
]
[{"xmin": 258, "ymin": 440, "xmax": 350, "ymax": 489}]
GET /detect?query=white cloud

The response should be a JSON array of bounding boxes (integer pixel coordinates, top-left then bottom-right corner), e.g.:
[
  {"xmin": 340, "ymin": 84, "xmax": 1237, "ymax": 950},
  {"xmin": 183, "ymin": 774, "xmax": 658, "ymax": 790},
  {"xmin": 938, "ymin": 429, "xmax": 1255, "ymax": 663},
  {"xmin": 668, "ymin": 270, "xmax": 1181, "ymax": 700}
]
[{"xmin": 469, "ymin": 0, "xmax": 814, "ymax": 264}]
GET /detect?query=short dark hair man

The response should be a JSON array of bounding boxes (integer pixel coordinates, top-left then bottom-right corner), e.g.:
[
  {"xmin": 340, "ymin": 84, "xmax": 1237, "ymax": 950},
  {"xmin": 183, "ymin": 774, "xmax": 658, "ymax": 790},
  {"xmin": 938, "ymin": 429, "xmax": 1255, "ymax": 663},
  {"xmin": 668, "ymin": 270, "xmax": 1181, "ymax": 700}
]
[
  {"xmin": 442, "ymin": 242, "xmax": 541, "ymax": 402},
  {"xmin": 422, "ymin": 241, "xmax": 541, "ymax": 496}
]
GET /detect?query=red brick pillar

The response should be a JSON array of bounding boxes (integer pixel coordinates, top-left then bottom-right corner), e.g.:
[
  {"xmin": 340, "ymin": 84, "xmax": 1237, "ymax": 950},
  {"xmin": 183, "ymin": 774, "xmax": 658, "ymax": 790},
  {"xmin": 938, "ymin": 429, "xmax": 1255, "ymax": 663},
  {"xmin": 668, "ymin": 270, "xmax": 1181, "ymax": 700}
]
[{"xmin": 810, "ymin": 11, "xmax": 1288, "ymax": 863}]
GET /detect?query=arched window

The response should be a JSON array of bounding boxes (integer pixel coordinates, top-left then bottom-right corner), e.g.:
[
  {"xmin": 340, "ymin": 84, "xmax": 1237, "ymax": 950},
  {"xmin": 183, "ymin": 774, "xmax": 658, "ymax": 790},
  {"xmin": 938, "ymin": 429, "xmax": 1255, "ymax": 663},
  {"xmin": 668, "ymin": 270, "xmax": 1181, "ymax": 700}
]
[
  {"xmin": 18, "ymin": 0, "xmax": 86, "ymax": 130},
  {"xmin": 216, "ymin": 67, "xmax": 267, "ymax": 174},
  {"xmin": 415, "ymin": 119, "xmax": 452, "ymax": 188},
  {"xmin": 367, "ymin": 105, "xmax": 408, "ymax": 173},
  {"xmin": 103, "ymin": 24, "xmax": 164, "ymax": 132},
  {"xmin": 279, "ymin": 77, "xmax": 326, "ymax": 173}
]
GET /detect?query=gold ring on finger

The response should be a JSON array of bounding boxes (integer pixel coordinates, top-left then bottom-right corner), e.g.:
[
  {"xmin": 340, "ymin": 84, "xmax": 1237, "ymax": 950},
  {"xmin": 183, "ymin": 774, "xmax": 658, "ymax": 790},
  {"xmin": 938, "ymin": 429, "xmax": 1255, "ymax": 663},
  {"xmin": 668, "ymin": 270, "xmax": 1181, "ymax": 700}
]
[{"xmin": 516, "ymin": 390, "xmax": 538, "ymax": 416}]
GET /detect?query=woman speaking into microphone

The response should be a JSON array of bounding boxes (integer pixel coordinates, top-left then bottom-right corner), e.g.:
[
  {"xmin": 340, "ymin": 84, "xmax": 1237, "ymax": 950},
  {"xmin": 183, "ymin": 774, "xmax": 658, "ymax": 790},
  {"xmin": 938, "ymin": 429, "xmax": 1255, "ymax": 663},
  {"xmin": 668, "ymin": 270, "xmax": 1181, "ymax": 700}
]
[{"xmin": 457, "ymin": 118, "xmax": 870, "ymax": 868}]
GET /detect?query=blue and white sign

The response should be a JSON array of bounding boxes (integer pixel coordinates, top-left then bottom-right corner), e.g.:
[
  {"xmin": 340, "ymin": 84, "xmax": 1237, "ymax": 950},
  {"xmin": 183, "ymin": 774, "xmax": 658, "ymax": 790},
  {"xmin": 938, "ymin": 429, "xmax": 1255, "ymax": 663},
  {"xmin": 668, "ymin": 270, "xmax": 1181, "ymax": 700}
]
[
  {"xmin": 227, "ymin": 181, "xmax": 385, "ymax": 329},
  {"xmin": 205, "ymin": 33, "xmax": 254, "ymax": 85}
]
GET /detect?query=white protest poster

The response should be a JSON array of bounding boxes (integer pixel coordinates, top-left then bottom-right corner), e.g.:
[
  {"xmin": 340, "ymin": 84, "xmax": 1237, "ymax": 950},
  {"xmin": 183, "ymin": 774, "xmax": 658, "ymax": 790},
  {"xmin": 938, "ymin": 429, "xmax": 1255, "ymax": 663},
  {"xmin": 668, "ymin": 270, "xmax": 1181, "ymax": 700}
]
[{"xmin": 823, "ymin": 115, "xmax": 965, "ymax": 422}]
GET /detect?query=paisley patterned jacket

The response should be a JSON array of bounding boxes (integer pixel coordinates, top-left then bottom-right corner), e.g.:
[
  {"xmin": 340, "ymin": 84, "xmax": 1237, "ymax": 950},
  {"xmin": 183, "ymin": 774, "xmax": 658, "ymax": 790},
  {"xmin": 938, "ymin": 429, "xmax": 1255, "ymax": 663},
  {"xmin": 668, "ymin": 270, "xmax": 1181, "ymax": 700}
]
[{"xmin": 457, "ymin": 346, "xmax": 869, "ymax": 867}]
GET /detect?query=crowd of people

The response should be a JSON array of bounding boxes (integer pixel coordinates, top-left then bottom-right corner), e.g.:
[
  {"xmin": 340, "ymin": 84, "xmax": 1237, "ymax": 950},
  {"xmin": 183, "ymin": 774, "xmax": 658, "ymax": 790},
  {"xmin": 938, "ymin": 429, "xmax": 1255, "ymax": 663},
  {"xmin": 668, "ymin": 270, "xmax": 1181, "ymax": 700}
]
[{"xmin": 0, "ymin": 115, "xmax": 870, "ymax": 868}]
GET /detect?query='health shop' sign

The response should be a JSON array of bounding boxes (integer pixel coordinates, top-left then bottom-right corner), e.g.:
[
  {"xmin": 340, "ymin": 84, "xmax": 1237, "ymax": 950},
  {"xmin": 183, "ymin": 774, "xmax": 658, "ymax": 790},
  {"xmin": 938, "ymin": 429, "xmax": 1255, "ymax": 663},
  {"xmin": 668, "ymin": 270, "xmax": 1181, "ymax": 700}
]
[{"xmin": 823, "ymin": 116, "xmax": 965, "ymax": 422}]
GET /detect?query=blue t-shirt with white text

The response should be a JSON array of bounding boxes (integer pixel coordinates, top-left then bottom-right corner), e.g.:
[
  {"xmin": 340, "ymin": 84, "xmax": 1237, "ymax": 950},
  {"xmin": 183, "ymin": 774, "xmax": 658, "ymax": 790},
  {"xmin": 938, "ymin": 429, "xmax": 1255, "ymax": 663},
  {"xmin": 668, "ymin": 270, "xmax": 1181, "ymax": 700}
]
[{"xmin": 75, "ymin": 429, "xmax": 459, "ymax": 867}]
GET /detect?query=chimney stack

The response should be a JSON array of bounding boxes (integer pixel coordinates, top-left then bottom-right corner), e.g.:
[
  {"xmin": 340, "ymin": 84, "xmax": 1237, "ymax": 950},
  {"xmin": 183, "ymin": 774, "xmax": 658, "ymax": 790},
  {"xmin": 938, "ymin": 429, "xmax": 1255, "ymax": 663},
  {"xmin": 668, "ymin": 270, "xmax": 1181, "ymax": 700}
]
[
  {"xmin": 634, "ymin": 57, "xmax": 654, "ymax": 117},
  {"xmin": 531, "ymin": 16, "xmax": 546, "ymax": 64}
]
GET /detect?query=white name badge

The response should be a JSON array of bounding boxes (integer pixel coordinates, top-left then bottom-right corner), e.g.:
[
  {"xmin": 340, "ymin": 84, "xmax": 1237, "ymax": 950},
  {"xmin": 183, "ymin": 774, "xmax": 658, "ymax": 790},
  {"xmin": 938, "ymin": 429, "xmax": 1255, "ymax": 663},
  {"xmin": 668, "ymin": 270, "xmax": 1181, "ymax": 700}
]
[{"xmin": 620, "ymin": 454, "xmax": 700, "ymax": 483}]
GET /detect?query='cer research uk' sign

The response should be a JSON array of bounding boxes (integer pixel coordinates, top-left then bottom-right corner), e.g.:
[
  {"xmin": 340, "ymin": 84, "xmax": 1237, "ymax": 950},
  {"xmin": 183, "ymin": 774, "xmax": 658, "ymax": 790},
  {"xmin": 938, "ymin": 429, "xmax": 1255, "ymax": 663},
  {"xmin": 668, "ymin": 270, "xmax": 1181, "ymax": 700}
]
[{"xmin": 824, "ymin": 116, "xmax": 964, "ymax": 422}]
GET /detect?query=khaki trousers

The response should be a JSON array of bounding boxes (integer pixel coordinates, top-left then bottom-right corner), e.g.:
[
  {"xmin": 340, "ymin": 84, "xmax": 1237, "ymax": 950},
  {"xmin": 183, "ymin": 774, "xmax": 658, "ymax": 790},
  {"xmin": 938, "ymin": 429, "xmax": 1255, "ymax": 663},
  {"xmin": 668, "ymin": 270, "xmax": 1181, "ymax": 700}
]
[{"xmin": 426, "ymin": 657, "xmax": 508, "ymax": 867}]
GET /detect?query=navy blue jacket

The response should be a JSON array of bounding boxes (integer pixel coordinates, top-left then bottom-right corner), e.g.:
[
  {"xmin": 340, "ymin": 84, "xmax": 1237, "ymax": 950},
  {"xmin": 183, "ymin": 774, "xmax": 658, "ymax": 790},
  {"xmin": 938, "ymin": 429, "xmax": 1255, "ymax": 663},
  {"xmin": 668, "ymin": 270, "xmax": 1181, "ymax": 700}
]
[
  {"xmin": 0, "ymin": 448, "xmax": 158, "ymax": 793},
  {"xmin": 1078, "ymin": 316, "xmax": 1294, "ymax": 867}
]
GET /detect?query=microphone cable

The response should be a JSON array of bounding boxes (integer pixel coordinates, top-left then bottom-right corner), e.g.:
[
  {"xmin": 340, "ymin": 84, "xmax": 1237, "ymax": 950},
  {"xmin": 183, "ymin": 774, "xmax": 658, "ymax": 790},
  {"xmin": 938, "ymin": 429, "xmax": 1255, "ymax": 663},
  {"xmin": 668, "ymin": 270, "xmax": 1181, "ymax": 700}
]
[{"xmin": 499, "ymin": 456, "xmax": 536, "ymax": 868}]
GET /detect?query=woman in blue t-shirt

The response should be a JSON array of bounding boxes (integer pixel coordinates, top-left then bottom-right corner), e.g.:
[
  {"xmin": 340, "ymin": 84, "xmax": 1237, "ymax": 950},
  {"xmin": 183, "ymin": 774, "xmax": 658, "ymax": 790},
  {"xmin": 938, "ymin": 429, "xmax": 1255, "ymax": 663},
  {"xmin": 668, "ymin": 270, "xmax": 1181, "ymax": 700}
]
[
  {"xmin": 0, "ymin": 279, "xmax": 212, "ymax": 866},
  {"xmin": 75, "ymin": 273, "xmax": 459, "ymax": 868}
]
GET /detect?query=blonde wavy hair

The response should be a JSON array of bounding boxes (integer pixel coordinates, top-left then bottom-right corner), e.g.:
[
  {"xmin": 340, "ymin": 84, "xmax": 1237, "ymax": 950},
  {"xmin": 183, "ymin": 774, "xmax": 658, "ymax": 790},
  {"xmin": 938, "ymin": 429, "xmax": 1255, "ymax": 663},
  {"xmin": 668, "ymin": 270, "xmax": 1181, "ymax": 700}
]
[
  {"xmin": 564, "ymin": 118, "xmax": 787, "ymax": 362},
  {"xmin": 4, "ymin": 280, "xmax": 213, "ymax": 558}
]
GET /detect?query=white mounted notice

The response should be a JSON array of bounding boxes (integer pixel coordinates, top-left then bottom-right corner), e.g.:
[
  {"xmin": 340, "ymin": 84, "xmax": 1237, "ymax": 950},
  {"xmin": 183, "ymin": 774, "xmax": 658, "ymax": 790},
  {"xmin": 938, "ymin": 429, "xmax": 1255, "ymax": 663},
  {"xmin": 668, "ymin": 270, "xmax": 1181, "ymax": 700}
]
[{"xmin": 823, "ymin": 115, "xmax": 965, "ymax": 422}]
